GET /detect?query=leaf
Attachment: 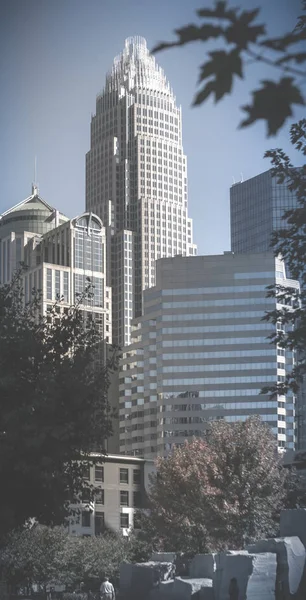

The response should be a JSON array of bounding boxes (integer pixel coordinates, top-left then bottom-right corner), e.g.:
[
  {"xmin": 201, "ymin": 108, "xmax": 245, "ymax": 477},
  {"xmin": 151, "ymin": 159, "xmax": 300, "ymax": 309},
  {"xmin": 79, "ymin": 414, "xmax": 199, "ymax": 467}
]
[
  {"xmin": 193, "ymin": 49, "xmax": 243, "ymax": 105},
  {"xmin": 225, "ymin": 11, "xmax": 266, "ymax": 48},
  {"xmin": 240, "ymin": 78, "xmax": 305, "ymax": 136},
  {"xmin": 152, "ymin": 23, "xmax": 224, "ymax": 53},
  {"xmin": 197, "ymin": 1, "xmax": 237, "ymax": 21}
]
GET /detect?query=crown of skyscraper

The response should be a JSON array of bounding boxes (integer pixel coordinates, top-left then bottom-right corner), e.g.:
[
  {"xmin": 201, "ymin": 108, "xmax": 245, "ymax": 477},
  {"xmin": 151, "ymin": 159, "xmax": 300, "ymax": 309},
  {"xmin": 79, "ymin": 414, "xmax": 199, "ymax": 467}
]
[{"xmin": 103, "ymin": 36, "xmax": 173, "ymax": 97}]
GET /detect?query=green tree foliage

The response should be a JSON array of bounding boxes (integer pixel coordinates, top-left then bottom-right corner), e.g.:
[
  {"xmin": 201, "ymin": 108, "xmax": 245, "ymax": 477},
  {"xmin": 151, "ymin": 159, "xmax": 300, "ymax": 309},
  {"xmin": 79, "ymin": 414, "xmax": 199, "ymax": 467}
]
[
  {"xmin": 141, "ymin": 417, "xmax": 300, "ymax": 554},
  {"xmin": 0, "ymin": 525, "xmax": 132, "ymax": 591},
  {"xmin": 153, "ymin": 0, "xmax": 306, "ymax": 135},
  {"xmin": 262, "ymin": 118, "xmax": 306, "ymax": 396},
  {"xmin": 0, "ymin": 273, "xmax": 117, "ymax": 538}
]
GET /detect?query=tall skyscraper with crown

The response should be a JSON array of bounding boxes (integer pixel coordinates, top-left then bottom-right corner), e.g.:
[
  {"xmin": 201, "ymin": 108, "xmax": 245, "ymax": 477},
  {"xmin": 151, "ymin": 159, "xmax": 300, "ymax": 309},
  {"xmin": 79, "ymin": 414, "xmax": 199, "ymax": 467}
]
[{"xmin": 86, "ymin": 36, "xmax": 197, "ymax": 346}]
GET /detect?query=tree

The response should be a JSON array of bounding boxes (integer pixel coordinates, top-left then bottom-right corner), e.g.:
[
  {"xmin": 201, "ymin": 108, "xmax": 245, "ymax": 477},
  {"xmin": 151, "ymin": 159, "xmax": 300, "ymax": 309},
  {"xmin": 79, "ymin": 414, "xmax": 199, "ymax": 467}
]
[
  {"xmin": 142, "ymin": 417, "xmax": 296, "ymax": 554},
  {"xmin": 261, "ymin": 119, "xmax": 306, "ymax": 396},
  {"xmin": 153, "ymin": 0, "xmax": 306, "ymax": 135},
  {"xmin": 0, "ymin": 525, "xmax": 134, "ymax": 593},
  {"xmin": 0, "ymin": 272, "xmax": 117, "ymax": 538}
]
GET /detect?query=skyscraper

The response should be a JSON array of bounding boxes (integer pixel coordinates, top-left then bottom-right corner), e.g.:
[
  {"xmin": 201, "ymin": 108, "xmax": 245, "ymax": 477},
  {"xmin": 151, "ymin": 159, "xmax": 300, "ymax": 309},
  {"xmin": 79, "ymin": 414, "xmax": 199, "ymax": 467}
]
[
  {"xmin": 230, "ymin": 169, "xmax": 297, "ymax": 254},
  {"xmin": 119, "ymin": 254, "xmax": 298, "ymax": 458},
  {"xmin": 86, "ymin": 36, "xmax": 196, "ymax": 347}
]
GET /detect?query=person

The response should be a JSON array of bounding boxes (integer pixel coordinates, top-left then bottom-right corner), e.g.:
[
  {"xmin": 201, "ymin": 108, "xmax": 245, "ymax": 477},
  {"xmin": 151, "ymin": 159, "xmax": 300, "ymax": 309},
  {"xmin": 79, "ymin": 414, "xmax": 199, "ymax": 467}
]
[
  {"xmin": 228, "ymin": 577, "xmax": 239, "ymax": 600},
  {"xmin": 100, "ymin": 577, "xmax": 115, "ymax": 600}
]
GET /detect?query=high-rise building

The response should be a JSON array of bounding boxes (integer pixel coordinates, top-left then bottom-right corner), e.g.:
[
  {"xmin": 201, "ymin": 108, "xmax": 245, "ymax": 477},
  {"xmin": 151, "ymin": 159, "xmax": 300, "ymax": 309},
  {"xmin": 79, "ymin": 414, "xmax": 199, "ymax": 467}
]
[
  {"xmin": 86, "ymin": 36, "xmax": 196, "ymax": 347},
  {"xmin": 119, "ymin": 253, "xmax": 299, "ymax": 458},
  {"xmin": 230, "ymin": 169, "xmax": 298, "ymax": 254},
  {"xmin": 230, "ymin": 169, "xmax": 306, "ymax": 450}
]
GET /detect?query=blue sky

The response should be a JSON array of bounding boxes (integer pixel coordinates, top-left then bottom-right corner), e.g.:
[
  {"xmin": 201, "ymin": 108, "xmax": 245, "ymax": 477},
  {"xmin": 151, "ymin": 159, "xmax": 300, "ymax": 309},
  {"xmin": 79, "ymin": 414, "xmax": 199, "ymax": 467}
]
[{"xmin": 0, "ymin": 0, "xmax": 304, "ymax": 254}]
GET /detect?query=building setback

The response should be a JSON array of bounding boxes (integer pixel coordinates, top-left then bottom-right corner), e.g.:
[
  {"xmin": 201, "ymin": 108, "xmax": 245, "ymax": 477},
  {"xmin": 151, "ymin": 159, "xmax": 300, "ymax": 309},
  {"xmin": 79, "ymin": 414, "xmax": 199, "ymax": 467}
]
[
  {"xmin": 119, "ymin": 253, "xmax": 298, "ymax": 458},
  {"xmin": 86, "ymin": 36, "xmax": 196, "ymax": 347}
]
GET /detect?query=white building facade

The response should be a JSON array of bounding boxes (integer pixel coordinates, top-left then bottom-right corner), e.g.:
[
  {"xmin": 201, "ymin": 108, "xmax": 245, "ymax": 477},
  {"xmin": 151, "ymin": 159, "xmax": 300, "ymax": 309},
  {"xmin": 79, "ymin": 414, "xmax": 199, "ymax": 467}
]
[
  {"xmin": 86, "ymin": 36, "xmax": 196, "ymax": 346},
  {"xmin": 119, "ymin": 253, "xmax": 299, "ymax": 458}
]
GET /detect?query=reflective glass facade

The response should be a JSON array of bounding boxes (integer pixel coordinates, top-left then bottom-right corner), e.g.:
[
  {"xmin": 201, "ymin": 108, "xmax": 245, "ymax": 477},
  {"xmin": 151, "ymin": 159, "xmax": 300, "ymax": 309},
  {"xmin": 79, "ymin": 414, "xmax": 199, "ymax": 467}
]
[{"xmin": 119, "ymin": 253, "xmax": 299, "ymax": 458}]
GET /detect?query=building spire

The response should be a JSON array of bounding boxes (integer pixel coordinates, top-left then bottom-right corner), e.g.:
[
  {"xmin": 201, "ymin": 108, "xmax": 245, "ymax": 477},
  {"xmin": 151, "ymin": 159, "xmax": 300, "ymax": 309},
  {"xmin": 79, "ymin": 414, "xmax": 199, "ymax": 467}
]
[{"xmin": 32, "ymin": 156, "xmax": 39, "ymax": 196}]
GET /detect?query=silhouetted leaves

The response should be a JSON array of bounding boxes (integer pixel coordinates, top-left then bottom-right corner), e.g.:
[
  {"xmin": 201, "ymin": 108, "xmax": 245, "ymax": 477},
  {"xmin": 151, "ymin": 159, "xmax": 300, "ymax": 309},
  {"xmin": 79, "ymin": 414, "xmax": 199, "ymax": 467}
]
[
  {"xmin": 153, "ymin": 0, "xmax": 306, "ymax": 135},
  {"xmin": 240, "ymin": 78, "xmax": 305, "ymax": 136},
  {"xmin": 194, "ymin": 49, "xmax": 243, "ymax": 104}
]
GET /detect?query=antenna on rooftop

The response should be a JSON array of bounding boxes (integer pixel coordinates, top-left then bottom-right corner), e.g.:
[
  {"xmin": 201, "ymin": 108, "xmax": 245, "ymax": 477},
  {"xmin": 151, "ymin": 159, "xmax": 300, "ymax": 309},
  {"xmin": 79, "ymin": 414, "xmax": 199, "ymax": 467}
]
[
  {"xmin": 32, "ymin": 156, "xmax": 39, "ymax": 196},
  {"xmin": 240, "ymin": 172, "xmax": 244, "ymax": 182},
  {"xmin": 232, "ymin": 176, "xmax": 236, "ymax": 184}
]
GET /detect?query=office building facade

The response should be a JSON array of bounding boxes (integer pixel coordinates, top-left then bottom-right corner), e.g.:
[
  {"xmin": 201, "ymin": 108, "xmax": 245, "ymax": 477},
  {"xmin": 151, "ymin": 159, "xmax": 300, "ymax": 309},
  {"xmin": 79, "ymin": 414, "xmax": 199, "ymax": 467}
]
[
  {"xmin": 230, "ymin": 169, "xmax": 298, "ymax": 254},
  {"xmin": 119, "ymin": 254, "xmax": 298, "ymax": 458},
  {"xmin": 86, "ymin": 36, "xmax": 196, "ymax": 346},
  {"xmin": 67, "ymin": 454, "xmax": 155, "ymax": 536},
  {"xmin": 0, "ymin": 188, "xmax": 112, "ymax": 343}
]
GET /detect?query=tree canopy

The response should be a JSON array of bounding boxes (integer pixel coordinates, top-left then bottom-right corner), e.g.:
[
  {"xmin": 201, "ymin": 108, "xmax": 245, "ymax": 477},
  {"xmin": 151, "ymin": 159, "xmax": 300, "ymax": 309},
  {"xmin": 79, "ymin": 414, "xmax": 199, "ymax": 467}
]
[
  {"xmin": 0, "ymin": 524, "xmax": 135, "ymax": 592},
  {"xmin": 0, "ymin": 273, "xmax": 117, "ymax": 538},
  {"xmin": 153, "ymin": 0, "xmax": 306, "ymax": 135},
  {"xmin": 141, "ymin": 417, "xmax": 301, "ymax": 554}
]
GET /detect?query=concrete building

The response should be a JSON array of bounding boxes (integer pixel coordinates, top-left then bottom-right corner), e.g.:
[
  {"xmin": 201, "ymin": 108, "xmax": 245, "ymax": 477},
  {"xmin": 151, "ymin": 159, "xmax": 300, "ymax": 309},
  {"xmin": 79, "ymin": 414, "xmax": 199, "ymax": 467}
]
[
  {"xmin": 67, "ymin": 454, "xmax": 155, "ymax": 536},
  {"xmin": 86, "ymin": 36, "xmax": 196, "ymax": 347},
  {"xmin": 0, "ymin": 185, "xmax": 69, "ymax": 285},
  {"xmin": 230, "ymin": 169, "xmax": 298, "ymax": 255},
  {"xmin": 119, "ymin": 253, "xmax": 299, "ymax": 458}
]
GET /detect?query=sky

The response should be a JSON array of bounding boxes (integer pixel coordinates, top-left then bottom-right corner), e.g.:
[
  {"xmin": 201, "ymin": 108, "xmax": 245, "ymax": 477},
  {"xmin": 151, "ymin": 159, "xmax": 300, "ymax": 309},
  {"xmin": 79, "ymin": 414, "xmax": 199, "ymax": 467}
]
[{"xmin": 0, "ymin": 0, "xmax": 304, "ymax": 255}]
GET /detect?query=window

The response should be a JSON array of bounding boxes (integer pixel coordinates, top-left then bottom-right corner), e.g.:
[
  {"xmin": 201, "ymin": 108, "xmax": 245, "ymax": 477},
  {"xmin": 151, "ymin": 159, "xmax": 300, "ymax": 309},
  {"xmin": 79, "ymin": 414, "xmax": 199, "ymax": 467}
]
[
  {"xmin": 120, "ymin": 468, "xmax": 129, "ymax": 484},
  {"xmin": 120, "ymin": 513, "xmax": 129, "ymax": 528},
  {"xmin": 120, "ymin": 491, "xmax": 129, "ymax": 506},
  {"xmin": 83, "ymin": 465, "xmax": 90, "ymax": 480},
  {"xmin": 133, "ymin": 511, "xmax": 142, "ymax": 530},
  {"xmin": 95, "ymin": 489, "xmax": 104, "ymax": 504},
  {"xmin": 81, "ymin": 511, "xmax": 91, "ymax": 528},
  {"xmin": 46, "ymin": 268, "xmax": 52, "ymax": 300},
  {"xmin": 95, "ymin": 512, "xmax": 105, "ymax": 536},
  {"xmin": 133, "ymin": 491, "xmax": 141, "ymax": 508},
  {"xmin": 133, "ymin": 469, "xmax": 141, "ymax": 485},
  {"xmin": 95, "ymin": 466, "xmax": 104, "ymax": 482}
]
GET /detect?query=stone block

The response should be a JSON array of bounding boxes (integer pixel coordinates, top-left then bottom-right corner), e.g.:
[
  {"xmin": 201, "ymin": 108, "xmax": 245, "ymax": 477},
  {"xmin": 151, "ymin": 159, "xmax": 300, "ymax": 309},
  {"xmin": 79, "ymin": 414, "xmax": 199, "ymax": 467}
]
[
  {"xmin": 245, "ymin": 552, "xmax": 277, "ymax": 600},
  {"xmin": 247, "ymin": 536, "xmax": 305, "ymax": 596},
  {"xmin": 151, "ymin": 552, "xmax": 176, "ymax": 563},
  {"xmin": 119, "ymin": 561, "xmax": 174, "ymax": 597},
  {"xmin": 280, "ymin": 509, "xmax": 306, "ymax": 548},
  {"xmin": 173, "ymin": 577, "xmax": 213, "ymax": 600},
  {"xmin": 217, "ymin": 551, "xmax": 276, "ymax": 600},
  {"xmin": 149, "ymin": 580, "xmax": 175, "ymax": 600},
  {"xmin": 189, "ymin": 554, "xmax": 216, "ymax": 579}
]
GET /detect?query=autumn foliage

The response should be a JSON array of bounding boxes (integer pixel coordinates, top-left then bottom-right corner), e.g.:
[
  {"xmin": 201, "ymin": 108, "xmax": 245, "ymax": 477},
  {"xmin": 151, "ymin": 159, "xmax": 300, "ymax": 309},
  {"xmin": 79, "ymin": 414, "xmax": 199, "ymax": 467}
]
[{"xmin": 143, "ymin": 417, "xmax": 291, "ymax": 553}]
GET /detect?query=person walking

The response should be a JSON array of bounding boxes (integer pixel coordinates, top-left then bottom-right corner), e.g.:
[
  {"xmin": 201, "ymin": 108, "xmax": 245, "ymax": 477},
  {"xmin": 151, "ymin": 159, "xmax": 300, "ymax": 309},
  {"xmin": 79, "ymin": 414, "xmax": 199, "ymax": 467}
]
[
  {"xmin": 228, "ymin": 577, "xmax": 239, "ymax": 600},
  {"xmin": 100, "ymin": 577, "xmax": 115, "ymax": 600}
]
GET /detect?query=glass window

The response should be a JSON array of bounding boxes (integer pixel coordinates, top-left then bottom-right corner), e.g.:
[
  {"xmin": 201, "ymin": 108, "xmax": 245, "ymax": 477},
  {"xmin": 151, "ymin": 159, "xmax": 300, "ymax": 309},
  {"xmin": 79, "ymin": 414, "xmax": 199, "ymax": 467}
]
[
  {"xmin": 81, "ymin": 511, "xmax": 91, "ymax": 528},
  {"xmin": 120, "ymin": 468, "xmax": 129, "ymax": 484},
  {"xmin": 83, "ymin": 465, "xmax": 91, "ymax": 480},
  {"xmin": 94, "ymin": 512, "xmax": 104, "ymax": 536},
  {"xmin": 95, "ymin": 489, "xmax": 104, "ymax": 504},
  {"xmin": 133, "ymin": 469, "xmax": 141, "ymax": 484},
  {"xmin": 63, "ymin": 272, "xmax": 69, "ymax": 302},
  {"xmin": 133, "ymin": 491, "xmax": 141, "ymax": 508},
  {"xmin": 55, "ymin": 270, "xmax": 60, "ymax": 299},
  {"xmin": 120, "ymin": 513, "xmax": 129, "ymax": 528},
  {"xmin": 120, "ymin": 491, "xmax": 129, "ymax": 506},
  {"xmin": 46, "ymin": 268, "xmax": 52, "ymax": 300},
  {"xmin": 95, "ymin": 465, "xmax": 104, "ymax": 482}
]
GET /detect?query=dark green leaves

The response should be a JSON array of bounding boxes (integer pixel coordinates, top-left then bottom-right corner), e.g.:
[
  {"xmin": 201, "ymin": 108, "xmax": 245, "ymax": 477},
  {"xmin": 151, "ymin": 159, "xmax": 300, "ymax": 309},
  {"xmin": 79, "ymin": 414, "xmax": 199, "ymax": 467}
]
[
  {"xmin": 152, "ymin": 0, "xmax": 306, "ymax": 135},
  {"xmin": 194, "ymin": 49, "xmax": 243, "ymax": 104},
  {"xmin": 240, "ymin": 78, "xmax": 305, "ymax": 136}
]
